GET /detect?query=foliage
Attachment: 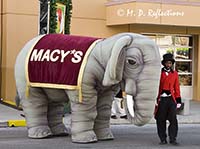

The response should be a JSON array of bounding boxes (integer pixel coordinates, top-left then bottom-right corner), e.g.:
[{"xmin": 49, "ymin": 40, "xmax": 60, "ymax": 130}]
[
  {"xmin": 49, "ymin": 0, "xmax": 72, "ymax": 34},
  {"xmin": 176, "ymin": 47, "xmax": 189, "ymax": 57},
  {"xmin": 176, "ymin": 47, "xmax": 189, "ymax": 52},
  {"xmin": 166, "ymin": 48, "xmax": 173, "ymax": 54}
]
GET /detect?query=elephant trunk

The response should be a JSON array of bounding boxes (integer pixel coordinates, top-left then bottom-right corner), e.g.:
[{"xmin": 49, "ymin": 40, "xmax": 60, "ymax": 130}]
[{"xmin": 125, "ymin": 64, "xmax": 160, "ymax": 126}]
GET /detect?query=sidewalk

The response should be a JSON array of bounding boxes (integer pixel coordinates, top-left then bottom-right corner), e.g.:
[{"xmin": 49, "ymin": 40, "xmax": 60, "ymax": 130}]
[
  {"xmin": 1, "ymin": 100, "xmax": 200, "ymax": 127},
  {"xmin": 111, "ymin": 100, "xmax": 200, "ymax": 124}
]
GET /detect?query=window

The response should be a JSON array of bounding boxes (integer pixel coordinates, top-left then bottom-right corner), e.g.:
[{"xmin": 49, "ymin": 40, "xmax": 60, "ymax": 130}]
[
  {"xmin": 174, "ymin": 36, "xmax": 193, "ymax": 86},
  {"xmin": 144, "ymin": 34, "xmax": 193, "ymax": 86}
]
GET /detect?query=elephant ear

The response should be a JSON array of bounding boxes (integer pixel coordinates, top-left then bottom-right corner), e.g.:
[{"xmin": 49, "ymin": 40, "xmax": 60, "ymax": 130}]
[{"xmin": 103, "ymin": 35, "xmax": 132, "ymax": 86}]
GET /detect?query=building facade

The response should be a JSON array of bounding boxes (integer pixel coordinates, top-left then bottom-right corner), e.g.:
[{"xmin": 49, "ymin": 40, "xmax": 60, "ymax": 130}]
[{"xmin": 1, "ymin": 0, "xmax": 200, "ymax": 103}]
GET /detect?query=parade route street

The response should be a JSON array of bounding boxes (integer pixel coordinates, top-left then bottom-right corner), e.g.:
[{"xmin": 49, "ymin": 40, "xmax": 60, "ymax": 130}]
[{"xmin": 0, "ymin": 124, "xmax": 200, "ymax": 149}]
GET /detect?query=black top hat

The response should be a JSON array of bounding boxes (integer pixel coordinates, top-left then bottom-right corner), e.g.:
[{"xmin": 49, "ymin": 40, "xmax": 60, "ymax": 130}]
[{"xmin": 161, "ymin": 53, "xmax": 175, "ymax": 66}]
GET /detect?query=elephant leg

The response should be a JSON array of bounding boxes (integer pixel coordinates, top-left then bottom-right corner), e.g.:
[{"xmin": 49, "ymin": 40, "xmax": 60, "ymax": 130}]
[
  {"xmin": 21, "ymin": 87, "xmax": 52, "ymax": 138},
  {"xmin": 43, "ymin": 88, "xmax": 70, "ymax": 136},
  {"xmin": 47, "ymin": 102, "xmax": 69, "ymax": 136},
  {"xmin": 94, "ymin": 90, "xmax": 114, "ymax": 141},
  {"xmin": 67, "ymin": 90, "xmax": 98, "ymax": 143}
]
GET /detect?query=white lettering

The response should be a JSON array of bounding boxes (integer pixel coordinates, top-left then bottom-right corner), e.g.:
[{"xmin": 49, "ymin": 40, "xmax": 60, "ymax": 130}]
[
  {"xmin": 147, "ymin": 9, "xmax": 184, "ymax": 19},
  {"xmin": 126, "ymin": 9, "xmax": 134, "ymax": 17},
  {"xmin": 41, "ymin": 50, "xmax": 50, "ymax": 61},
  {"xmin": 72, "ymin": 51, "xmax": 83, "ymax": 63},
  {"xmin": 30, "ymin": 49, "xmax": 84, "ymax": 63},
  {"xmin": 60, "ymin": 50, "xmax": 71, "ymax": 62},
  {"xmin": 138, "ymin": 9, "xmax": 145, "ymax": 17},
  {"xmin": 30, "ymin": 49, "xmax": 44, "ymax": 61},
  {"xmin": 117, "ymin": 8, "xmax": 125, "ymax": 17},
  {"xmin": 50, "ymin": 49, "xmax": 60, "ymax": 62}
]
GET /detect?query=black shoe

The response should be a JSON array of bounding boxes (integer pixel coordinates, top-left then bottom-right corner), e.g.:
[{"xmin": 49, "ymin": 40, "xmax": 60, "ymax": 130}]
[
  {"xmin": 111, "ymin": 115, "xmax": 117, "ymax": 119},
  {"xmin": 159, "ymin": 140, "xmax": 167, "ymax": 145},
  {"xmin": 120, "ymin": 115, "xmax": 127, "ymax": 119},
  {"xmin": 170, "ymin": 141, "xmax": 179, "ymax": 145}
]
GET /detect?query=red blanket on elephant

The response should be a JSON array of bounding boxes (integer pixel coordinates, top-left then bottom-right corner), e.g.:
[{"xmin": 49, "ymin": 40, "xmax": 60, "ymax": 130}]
[{"xmin": 26, "ymin": 34, "xmax": 100, "ymax": 94}]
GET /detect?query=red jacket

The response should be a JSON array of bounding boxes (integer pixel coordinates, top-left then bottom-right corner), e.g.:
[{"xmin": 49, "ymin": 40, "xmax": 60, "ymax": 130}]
[{"xmin": 157, "ymin": 69, "xmax": 181, "ymax": 103}]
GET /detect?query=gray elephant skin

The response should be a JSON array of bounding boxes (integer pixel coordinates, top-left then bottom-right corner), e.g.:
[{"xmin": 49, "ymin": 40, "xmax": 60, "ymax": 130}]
[{"xmin": 15, "ymin": 33, "xmax": 161, "ymax": 143}]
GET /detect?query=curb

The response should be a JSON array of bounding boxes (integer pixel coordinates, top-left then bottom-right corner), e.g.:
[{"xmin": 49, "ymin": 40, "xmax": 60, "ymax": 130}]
[
  {"xmin": 1, "ymin": 100, "xmax": 200, "ymax": 127},
  {"xmin": 0, "ymin": 120, "xmax": 26, "ymax": 127},
  {"xmin": 8, "ymin": 120, "xmax": 26, "ymax": 127},
  {"xmin": 0, "ymin": 100, "xmax": 22, "ymax": 110},
  {"xmin": 0, "ymin": 100, "xmax": 26, "ymax": 127}
]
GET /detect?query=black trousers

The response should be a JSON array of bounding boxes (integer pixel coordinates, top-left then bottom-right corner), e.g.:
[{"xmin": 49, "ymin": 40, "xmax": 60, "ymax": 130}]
[{"xmin": 155, "ymin": 96, "xmax": 178, "ymax": 142}]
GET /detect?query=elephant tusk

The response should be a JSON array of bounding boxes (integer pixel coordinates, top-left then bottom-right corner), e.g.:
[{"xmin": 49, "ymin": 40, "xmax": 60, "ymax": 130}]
[{"xmin": 126, "ymin": 94, "xmax": 135, "ymax": 117}]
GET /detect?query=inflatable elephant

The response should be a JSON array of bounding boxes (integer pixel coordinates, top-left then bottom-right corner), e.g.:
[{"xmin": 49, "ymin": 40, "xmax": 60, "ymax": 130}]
[{"xmin": 15, "ymin": 33, "xmax": 161, "ymax": 143}]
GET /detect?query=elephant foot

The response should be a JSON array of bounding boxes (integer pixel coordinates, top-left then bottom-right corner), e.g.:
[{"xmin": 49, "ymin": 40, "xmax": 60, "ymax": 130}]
[
  {"xmin": 94, "ymin": 128, "xmax": 114, "ymax": 141},
  {"xmin": 72, "ymin": 130, "xmax": 97, "ymax": 143},
  {"xmin": 28, "ymin": 126, "xmax": 52, "ymax": 139},
  {"xmin": 50, "ymin": 123, "xmax": 70, "ymax": 136}
]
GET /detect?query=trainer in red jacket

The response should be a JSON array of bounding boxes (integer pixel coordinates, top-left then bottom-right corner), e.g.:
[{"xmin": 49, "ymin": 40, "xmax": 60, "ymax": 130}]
[
  {"xmin": 155, "ymin": 53, "xmax": 182, "ymax": 146},
  {"xmin": 157, "ymin": 67, "xmax": 181, "ymax": 104}
]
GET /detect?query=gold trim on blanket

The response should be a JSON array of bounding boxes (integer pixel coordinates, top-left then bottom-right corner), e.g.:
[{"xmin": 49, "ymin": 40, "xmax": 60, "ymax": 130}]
[
  {"xmin": 28, "ymin": 83, "xmax": 79, "ymax": 90},
  {"xmin": 25, "ymin": 36, "xmax": 101, "ymax": 103},
  {"xmin": 77, "ymin": 39, "xmax": 102, "ymax": 102}
]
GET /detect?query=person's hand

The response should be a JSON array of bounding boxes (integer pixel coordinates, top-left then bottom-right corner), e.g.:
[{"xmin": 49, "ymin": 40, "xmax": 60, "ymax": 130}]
[{"xmin": 177, "ymin": 103, "xmax": 182, "ymax": 109}]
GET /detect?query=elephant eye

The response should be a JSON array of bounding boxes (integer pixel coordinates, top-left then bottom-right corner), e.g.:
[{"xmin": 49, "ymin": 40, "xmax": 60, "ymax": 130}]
[{"xmin": 127, "ymin": 59, "xmax": 136, "ymax": 65}]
